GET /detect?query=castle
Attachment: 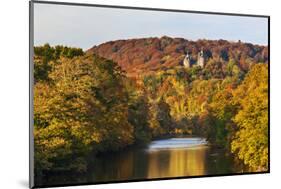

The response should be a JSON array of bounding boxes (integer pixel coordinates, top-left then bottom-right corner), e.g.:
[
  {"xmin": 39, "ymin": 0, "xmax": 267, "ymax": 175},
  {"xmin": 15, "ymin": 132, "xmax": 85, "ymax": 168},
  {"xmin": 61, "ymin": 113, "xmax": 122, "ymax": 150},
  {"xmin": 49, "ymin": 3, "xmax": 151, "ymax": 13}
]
[
  {"xmin": 183, "ymin": 50, "xmax": 205, "ymax": 68},
  {"xmin": 183, "ymin": 53, "xmax": 191, "ymax": 68}
]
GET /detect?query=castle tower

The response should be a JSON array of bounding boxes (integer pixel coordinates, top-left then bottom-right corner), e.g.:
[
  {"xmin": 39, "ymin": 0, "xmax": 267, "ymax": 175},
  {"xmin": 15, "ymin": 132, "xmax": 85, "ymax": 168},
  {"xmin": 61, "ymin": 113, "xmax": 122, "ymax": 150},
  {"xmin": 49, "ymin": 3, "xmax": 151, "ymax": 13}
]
[
  {"xmin": 183, "ymin": 53, "xmax": 191, "ymax": 68},
  {"xmin": 197, "ymin": 50, "xmax": 205, "ymax": 67}
]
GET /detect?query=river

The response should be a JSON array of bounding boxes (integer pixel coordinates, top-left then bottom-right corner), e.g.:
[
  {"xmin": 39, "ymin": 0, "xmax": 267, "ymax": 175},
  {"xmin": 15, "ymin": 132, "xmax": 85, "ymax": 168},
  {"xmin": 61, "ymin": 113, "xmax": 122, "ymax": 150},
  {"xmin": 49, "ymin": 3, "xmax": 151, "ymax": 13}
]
[{"xmin": 38, "ymin": 136, "xmax": 242, "ymax": 186}]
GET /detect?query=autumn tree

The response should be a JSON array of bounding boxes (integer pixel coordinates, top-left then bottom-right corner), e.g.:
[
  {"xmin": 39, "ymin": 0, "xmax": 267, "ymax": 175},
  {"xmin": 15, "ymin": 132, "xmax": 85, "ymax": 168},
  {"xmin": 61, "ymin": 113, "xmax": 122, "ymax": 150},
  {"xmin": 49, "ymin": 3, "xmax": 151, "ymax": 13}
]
[
  {"xmin": 231, "ymin": 64, "xmax": 268, "ymax": 171},
  {"xmin": 34, "ymin": 44, "xmax": 84, "ymax": 82},
  {"xmin": 34, "ymin": 55, "xmax": 133, "ymax": 174}
]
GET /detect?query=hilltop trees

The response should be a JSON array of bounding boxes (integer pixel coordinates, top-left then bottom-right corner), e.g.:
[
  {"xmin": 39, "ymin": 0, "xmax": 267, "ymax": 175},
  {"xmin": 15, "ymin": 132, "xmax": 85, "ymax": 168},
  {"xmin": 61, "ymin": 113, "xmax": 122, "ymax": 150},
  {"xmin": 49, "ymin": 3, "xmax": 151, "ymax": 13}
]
[{"xmin": 87, "ymin": 37, "xmax": 268, "ymax": 75}]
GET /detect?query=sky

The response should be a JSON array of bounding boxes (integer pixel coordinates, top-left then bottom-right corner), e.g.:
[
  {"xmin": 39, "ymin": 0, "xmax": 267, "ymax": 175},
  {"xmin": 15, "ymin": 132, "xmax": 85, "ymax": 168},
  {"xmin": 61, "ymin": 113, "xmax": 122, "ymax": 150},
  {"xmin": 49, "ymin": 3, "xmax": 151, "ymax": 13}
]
[{"xmin": 34, "ymin": 3, "xmax": 268, "ymax": 50}]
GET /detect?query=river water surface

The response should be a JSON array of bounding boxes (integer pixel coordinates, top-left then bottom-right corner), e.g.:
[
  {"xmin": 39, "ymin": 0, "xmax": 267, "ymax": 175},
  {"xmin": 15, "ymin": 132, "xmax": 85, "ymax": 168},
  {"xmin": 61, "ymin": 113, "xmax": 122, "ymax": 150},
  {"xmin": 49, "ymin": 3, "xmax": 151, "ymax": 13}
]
[{"xmin": 39, "ymin": 137, "xmax": 241, "ymax": 186}]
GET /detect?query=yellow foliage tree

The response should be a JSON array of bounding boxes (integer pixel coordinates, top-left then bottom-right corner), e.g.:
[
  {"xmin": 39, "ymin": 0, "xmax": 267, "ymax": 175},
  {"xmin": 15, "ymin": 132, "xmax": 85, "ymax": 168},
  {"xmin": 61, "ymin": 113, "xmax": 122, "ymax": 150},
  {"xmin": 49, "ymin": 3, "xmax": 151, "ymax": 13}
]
[{"xmin": 231, "ymin": 64, "xmax": 268, "ymax": 171}]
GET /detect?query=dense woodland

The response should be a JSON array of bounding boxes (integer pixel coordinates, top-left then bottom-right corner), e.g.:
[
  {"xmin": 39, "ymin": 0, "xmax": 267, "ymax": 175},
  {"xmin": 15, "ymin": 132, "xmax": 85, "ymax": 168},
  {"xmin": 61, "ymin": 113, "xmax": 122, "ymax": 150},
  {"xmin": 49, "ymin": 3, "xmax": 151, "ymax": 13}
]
[
  {"xmin": 87, "ymin": 36, "xmax": 268, "ymax": 76},
  {"xmin": 34, "ymin": 38, "xmax": 268, "ymax": 177}
]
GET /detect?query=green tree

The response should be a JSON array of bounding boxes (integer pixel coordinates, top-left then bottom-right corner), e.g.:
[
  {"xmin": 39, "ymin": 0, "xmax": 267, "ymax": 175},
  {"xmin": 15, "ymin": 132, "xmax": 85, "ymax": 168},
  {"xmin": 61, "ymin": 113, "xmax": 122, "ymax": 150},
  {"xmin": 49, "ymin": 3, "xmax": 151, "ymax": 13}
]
[{"xmin": 128, "ymin": 96, "xmax": 151, "ymax": 144}]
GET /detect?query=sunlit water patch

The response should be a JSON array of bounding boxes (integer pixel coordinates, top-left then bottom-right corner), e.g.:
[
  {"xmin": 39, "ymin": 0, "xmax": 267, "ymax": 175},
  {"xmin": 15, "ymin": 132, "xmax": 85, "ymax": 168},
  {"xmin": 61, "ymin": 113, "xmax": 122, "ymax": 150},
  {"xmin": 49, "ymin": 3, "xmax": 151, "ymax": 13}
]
[{"xmin": 147, "ymin": 137, "xmax": 208, "ymax": 151}]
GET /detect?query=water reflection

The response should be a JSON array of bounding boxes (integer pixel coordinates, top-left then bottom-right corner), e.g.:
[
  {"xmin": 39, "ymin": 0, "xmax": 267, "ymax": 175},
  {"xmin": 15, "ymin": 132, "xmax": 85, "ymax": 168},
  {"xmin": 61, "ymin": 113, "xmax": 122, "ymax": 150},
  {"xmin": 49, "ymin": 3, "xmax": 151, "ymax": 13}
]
[
  {"xmin": 39, "ymin": 137, "xmax": 238, "ymax": 186},
  {"xmin": 91, "ymin": 137, "xmax": 210, "ymax": 181},
  {"xmin": 147, "ymin": 138, "xmax": 208, "ymax": 178}
]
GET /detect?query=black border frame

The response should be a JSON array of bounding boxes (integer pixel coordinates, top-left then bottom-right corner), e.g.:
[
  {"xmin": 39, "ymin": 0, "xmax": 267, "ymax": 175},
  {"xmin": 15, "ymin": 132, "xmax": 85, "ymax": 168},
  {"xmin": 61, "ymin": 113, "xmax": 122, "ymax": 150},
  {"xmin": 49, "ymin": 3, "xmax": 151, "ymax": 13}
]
[{"xmin": 29, "ymin": 0, "xmax": 270, "ymax": 188}]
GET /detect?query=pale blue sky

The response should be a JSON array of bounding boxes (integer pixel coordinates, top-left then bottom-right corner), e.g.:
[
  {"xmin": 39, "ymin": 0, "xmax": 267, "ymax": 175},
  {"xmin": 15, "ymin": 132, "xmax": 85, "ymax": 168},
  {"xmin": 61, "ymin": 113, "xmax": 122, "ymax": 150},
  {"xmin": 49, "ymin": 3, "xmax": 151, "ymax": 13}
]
[{"xmin": 34, "ymin": 3, "xmax": 268, "ymax": 50}]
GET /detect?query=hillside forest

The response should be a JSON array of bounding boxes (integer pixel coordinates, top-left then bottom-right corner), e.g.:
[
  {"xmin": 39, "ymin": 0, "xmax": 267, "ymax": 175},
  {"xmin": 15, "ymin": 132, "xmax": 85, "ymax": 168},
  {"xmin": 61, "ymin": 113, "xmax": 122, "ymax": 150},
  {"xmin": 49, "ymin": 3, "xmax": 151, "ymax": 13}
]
[{"xmin": 33, "ymin": 36, "xmax": 268, "ymax": 178}]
